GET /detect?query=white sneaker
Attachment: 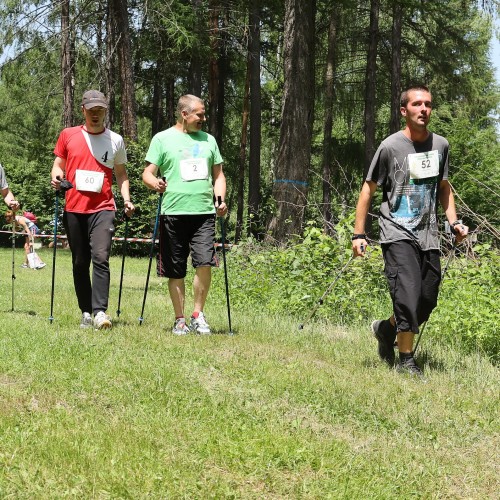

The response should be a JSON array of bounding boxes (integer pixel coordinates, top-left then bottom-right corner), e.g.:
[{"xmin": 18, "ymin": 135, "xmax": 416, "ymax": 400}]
[
  {"xmin": 172, "ymin": 318, "xmax": 190, "ymax": 335},
  {"xmin": 36, "ymin": 262, "xmax": 46, "ymax": 269},
  {"xmin": 94, "ymin": 311, "xmax": 112, "ymax": 330},
  {"xmin": 80, "ymin": 312, "xmax": 93, "ymax": 329},
  {"xmin": 189, "ymin": 312, "xmax": 211, "ymax": 335}
]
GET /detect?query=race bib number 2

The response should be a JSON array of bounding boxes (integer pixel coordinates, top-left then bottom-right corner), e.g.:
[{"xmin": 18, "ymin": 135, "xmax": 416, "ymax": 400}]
[
  {"xmin": 408, "ymin": 150, "xmax": 439, "ymax": 180},
  {"xmin": 75, "ymin": 169, "xmax": 104, "ymax": 193},
  {"xmin": 180, "ymin": 158, "xmax": 209, "ymax": 181}
]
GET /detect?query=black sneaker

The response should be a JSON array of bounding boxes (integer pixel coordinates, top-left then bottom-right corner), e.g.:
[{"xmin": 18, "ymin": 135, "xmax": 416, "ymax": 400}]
[
  {"xmin": 396, "ymin": 355, "xmax": 423, "ymax": 377},
  {"xmin": 371, "ymin": 319, "xmax": 397, "ymax": 366}
]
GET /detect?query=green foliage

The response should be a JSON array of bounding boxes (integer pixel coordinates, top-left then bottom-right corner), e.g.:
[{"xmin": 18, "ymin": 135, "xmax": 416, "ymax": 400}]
[
  {"xmin": 226, "ymin": 222, "xmax": 499, "ymax": 361},
  {"xmin": 433, "ymin": 247, "xmax": 500, "ymax": 363}
]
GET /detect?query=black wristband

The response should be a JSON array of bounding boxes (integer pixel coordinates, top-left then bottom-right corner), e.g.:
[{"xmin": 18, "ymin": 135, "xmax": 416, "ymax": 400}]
[{"xmin": 351, "ymin": 234, "xmax": 367, "ymax": 241}]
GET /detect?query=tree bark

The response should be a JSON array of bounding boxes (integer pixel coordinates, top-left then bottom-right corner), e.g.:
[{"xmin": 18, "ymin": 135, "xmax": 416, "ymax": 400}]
[
  {"xmin": 105, "ymin": 1, "xmax": 116, "ymax": 129},
  {"xmin": 208, "ymin": 1, "xmax": 220, "ymax": 139},
  {"xmin": 152, "ymin": 60, "xmax": 164, "ymax": 136},
  {"xmin": 247, "ymin": 0, "xmax": 262, "ymax": 239},
  {"xmin": 363, "ymin": 0, "xmax": 379, "ymax": 177},
  {"xmin": 321, "ymin": 6, "xmax": 340, "ymax": 235},
  {"xmin": 111, "ymin": 0, "xmax": 137, "ymax": 141},
  {"xmin": 390, "ymin": 1, "xmax": 402, "ymax": 134},
  {"xmin": 236, "ymin": 63, "xmax": 250, "ymax": 243},
  {"xmin": 188, "ymin": 0, "xmax": 203, "ymax": 96},
  {"xmin": 267, "ymin": 0, "xmax": 316, "ymax": 242},
  {"xmin": 61, "ymin": 0, "xmax": 74, "ymax": 128}
]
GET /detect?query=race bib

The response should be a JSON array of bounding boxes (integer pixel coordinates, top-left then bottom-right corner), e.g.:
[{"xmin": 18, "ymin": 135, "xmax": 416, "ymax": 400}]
[
  {"xmin": 75, "ymin": 169, "xmax": 104, "ymax": 193},
  {"xmin": 180, "ymin": 158, "xmax": 209, "ymax": 181},
  {"xmin": 408, "ymin": 150, "xmax": 439, "ymax": 180}
]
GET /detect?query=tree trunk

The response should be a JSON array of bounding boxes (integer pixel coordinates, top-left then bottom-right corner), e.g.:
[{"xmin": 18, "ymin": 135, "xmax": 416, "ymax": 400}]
[
  {"xmin": 247, "ymin": 0, "xmax": 262, "ymax": 239},
  {"xmin": 105, "ymin": 1, "xmax": 116, "ymax": 129},
  {"xmin": 267, "ymin": 0, "xmax": 316, "ymax": 243},
  {"xmin": 208, "ymin": 1, "xmax": 220, "ymax": 139},
  {"xmin": 111, "ymin": 0, "xmax": 137, "ymax": 141},
  {"xmin": 236, "ymin": 63, "xmax": 250, "ymax": 243},
  {"xmin": 61, "ymin": 0, "xmax": 74, "ymax": 128},
  {"xmin": 321, "ymin": 6, "xmax": 340, "ymax": 235},
  {"xmin": 363, "ymin": 0, "xmax": 379, "ymax": 177},
  {"xmin": 165, "ymin": 77, "xmax": 175, "ymax": 127},
  {"xmin": 188, "ymin": 0, "xmax": 203, "ymax": 96},
  {"xmin": 152, "ymin": 60, "xmax": 164, "ymax": 136},
  {"xmin": 390, "ymin": 1, "xmax": 402, "ymax": 134},
  {"xmin": 207, "ymin": 0, "xmax": 229, "ymax": 149}
]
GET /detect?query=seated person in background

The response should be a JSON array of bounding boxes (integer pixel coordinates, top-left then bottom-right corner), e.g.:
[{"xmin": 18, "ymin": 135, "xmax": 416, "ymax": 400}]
[{"xmin": 4, "ymin": 210, "xmax": 46, "ymax": 269}]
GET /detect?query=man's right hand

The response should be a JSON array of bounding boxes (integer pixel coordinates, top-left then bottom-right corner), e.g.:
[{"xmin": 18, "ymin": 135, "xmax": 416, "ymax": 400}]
[{"xmin": 352, "ymin": 238, "xmax": 367, "ymax": 257}]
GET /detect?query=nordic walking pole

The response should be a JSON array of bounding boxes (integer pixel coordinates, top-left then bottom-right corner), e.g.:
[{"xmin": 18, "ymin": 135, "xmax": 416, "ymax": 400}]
[
  {"xmin": 11, "ymin": 220, "xmax": 16, "ymax": 311},
  {"xmin": 49, "ymin": 175, "xmax": 73, "ymax": 323},
  {"xmin": 217, "ymin": 195, "xmax": 233, "ymax": 335},
  {"xmin": 116, "ymin": 212, "xmax": 129, "ymax": 317},
  {"xmin": 139, "ymin": 178, "xmax": 165, "ymax": 325},
  {"xmin": 414, "ymin": 240, "xmax": 456, "ymax": 355},
  {"xmin": 298, "ymin": 253, "xmax": 355, "ymax": 330},
  {"xmin": 49, "ymin": 183, "xmax": 60, "ymax": 323}
]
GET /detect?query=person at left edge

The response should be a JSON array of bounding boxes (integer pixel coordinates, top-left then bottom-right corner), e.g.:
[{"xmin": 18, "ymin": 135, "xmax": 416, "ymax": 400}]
[
  {"xmin": 51, "ymin": 90, "xmax": 135, "ymax": 330},
  {"xmin": 0, "ymin": 163, "xmax": 20, "ymax": 210}
]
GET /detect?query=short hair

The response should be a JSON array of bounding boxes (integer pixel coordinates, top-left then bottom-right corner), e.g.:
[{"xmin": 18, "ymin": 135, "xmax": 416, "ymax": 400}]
[
  {"xmin": 176, "ymin": 94, "xmax": 204, "ymax": 118},
  {"xmin": 5, "ymin": 210, "xmax": 14, "ymax": 219},
  {"xmin": 400, "ymin": 85, "xmax": 431, "ymax": 107}
]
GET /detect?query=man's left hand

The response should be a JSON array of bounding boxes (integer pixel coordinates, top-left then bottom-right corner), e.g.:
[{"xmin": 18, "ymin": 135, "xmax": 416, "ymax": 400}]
[{"xmin": 215, "ymin": 200, "xmax": 228, "ymax": 217}]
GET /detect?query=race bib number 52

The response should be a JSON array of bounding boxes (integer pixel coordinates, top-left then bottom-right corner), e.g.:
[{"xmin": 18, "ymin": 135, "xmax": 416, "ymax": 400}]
[{"xmin": 408, "ymin": 150, "xmax": 439, "ymax": 180}]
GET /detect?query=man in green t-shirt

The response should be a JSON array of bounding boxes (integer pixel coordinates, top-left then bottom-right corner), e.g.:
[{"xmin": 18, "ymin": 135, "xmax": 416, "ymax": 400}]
[{"xmin": 143, "ymin": 94, "xmax": 227, "ymax": 335}]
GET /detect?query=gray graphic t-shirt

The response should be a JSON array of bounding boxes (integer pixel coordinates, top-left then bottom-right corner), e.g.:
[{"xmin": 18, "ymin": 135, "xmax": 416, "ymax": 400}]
[
  {"xmin": 366, "ymin": 131, "xmax": 449, "ymax": 250},
  {"xmin": 0, "ymin": 164, "xmax": 8, "ymax": 190}
]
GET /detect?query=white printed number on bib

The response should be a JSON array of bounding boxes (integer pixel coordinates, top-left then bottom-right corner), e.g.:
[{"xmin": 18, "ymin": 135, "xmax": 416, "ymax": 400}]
[
  {"xmin": 75, "ymin": 169, "xmax": 104, "ymax": 193},
  {"xmin": 180, "ymin": 158, "xmax": 209, "ymax": 182},
  {"xmin": 408, "ymin": 150, "xmax": 439, "ymax": 180}
]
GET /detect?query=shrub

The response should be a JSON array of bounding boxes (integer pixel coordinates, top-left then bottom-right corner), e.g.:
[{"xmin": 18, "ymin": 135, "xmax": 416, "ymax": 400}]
[{"xmin": 225, "ymin": 224, "xmax": 499, "ymax": 362}]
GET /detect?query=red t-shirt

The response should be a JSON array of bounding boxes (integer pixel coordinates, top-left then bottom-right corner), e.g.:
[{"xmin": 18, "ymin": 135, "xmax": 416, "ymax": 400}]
[{"xmin": 53, "ymin": 126, "xmax": 127, "ymax": 213}]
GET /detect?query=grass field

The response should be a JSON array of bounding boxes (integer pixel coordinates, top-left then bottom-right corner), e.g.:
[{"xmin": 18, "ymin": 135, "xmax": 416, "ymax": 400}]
[{"xmin": 0, "ymin": 247, "xmax": 498, "ymax": 498}]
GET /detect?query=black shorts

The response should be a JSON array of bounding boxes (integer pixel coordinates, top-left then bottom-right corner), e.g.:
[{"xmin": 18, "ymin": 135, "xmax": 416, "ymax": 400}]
[
  {"xmin": 382, "ymin": 240, "xmax": 441, "ymax": 334},
  {"xmin": 157, "ymin": 214, "xmax": 218, "ymax": 279}
]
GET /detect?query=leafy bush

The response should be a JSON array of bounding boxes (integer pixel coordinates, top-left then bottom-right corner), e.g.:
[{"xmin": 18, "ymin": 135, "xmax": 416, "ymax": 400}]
[{"xmin": 225, "ymin": 223, "xmax": 499, "ymax": 362}]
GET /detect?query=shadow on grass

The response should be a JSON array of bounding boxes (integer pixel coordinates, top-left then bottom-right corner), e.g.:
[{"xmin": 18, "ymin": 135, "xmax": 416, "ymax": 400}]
[
  {"xmin": 4, "ymin": 309, "xmax": 37, "ymax": 316},
  {"xmin": 416, "ymin": 350, "xmax": 446, "ymax": 372}
]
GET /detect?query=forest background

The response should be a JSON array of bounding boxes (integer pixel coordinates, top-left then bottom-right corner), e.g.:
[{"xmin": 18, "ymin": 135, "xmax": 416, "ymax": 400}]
[
  {"xmin": 0, "ymin": 0, "xmax": 499, "ymax": 360},
  {"xmin": 0, "ymin": 0, "xmax": 498, "ymax": 243}
]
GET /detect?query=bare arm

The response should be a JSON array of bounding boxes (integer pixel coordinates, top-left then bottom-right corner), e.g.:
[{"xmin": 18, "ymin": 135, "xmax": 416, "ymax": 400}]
[
  {"xmin": 51, "ymin": 156, "xmax": 66, "ymax": 190},
  {"xmin": 16, "ymin": 216, "xmax": 30, "ymax": 235},
  {"xmin": 212, "ymin": 163, "xmax": 227, "ymax": 216},
  {"xmin": 352, "ymin": 180, "xmax": 378, "ymax": 256},
  {"xmin": 2, "ymin": 186, "xmax": 19, "ymax": 210},
  {"xmin": 439, "ymin": 179, "xmax": 468, "ymax": 243},
  {"xmin": 142, "ymin": 162, "xmax": 166, "ymax": 193},
  {"xmin": 115, "ymin": 163, "xmax": 135, "ymax": 217}
]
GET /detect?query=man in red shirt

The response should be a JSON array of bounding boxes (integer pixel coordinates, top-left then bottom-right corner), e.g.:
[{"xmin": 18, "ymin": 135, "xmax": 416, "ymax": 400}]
[{"xmin": 51, "ymin": 90, "xmax": 135, "ymax": 330}]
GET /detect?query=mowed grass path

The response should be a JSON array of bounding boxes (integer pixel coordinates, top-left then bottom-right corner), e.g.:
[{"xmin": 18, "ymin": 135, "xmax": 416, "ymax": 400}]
[{"xmin": 0, "ymin": 248, "xmax": 498, "ymax": 498}]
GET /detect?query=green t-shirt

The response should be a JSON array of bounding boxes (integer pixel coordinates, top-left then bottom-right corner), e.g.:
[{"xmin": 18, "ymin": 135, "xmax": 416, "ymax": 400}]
[{"xmin": 145, "ymin": 127, "xmax": 223, "ymax": 215}]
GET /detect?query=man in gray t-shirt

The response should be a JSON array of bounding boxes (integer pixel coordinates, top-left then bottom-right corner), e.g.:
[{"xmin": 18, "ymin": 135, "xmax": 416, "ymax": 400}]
[
  {"xmin": 352, "ymin": 85, "xmax": 468, "ymax": 376},
  {"xmin": 0, "ymin": 164, "xmax": 20, "ymax": 210}
]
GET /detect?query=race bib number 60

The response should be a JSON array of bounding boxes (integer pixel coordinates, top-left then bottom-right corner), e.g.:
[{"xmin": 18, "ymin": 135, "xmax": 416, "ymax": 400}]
[
  {"xmin": 180, "ymin": 158, "xmax": 209, "ymax": 182},
  {"xmin": 408, "ymin": 150, "xmax": 439, "ymax": 180},
  {"xmin": 75, "ymin": 169, "xmax": 104, "ymax": 193}
]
